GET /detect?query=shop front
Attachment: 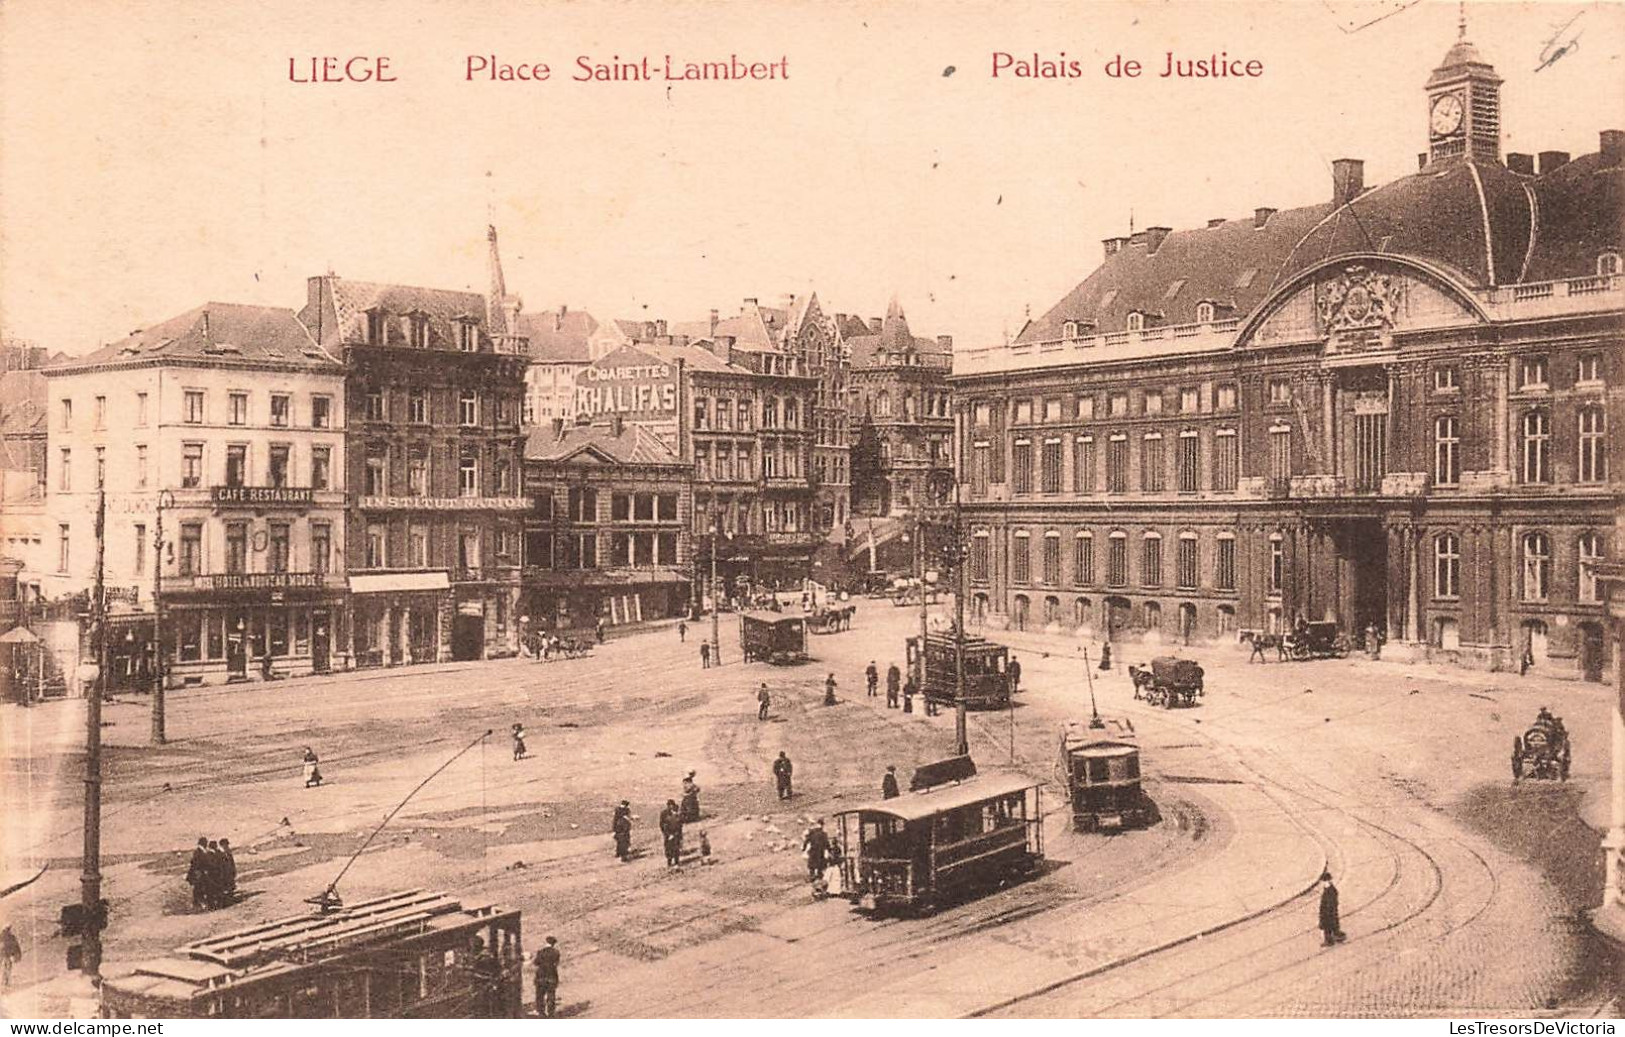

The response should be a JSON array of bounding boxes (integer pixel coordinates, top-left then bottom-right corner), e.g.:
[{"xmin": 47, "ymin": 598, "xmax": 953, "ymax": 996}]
[
  {"xmin": 161, "ymin": 573, "xmax": 349, "ymax": 686},
  {"xmin": 347, "ymin": 571, "xmax": 452, "ymax": 668}
]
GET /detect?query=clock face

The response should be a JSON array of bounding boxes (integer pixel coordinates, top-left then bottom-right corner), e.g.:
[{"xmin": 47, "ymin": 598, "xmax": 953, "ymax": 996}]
[{"xmin": 1431, "ymin": 94, "xmax": 1464, "ymax": 136}]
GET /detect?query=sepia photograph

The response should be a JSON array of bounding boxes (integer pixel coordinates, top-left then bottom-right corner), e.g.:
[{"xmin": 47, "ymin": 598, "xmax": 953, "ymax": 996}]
[{"xmin": 1, "ymin": 0, "xmax": 1623, "ymax": 1023}]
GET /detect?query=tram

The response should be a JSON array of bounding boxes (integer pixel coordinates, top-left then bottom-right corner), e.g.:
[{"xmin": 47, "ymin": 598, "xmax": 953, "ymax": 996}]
[
  {"xmin": 99, "ymin": 889, "xmax": 524, "ymax": 1019},
  {"xmin": 739, "ymin": 611, "xmax": 809, "ymax": 664},
  {"xmin": 834, "ymin": 768, "xmax": 1043, "ymax": 914},
  {"xmin": 1058, "ymin": 722, "xmax": 1148, "ymax": 831},
  {"xmin": 905, "ymin": 631, "xmax": 1012, "ymax": 709}
]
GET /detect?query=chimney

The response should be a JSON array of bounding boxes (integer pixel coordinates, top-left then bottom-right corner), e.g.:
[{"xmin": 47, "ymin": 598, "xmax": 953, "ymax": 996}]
[
  {"xmin": 868, "ymin": 317, "xmax": 883, "ymax": 333},
  {"xmin": 1129, "ymin": 230, "xmax": 1148, "ymax": 248},
  {"xmin": 1601, "ymin": 130, "xmax": 1624, "ymax": 163},
  {"xmin": 201, "ymin": 309, "xmax": 211, "ymax": 342},
  {"xmin": 655, "ymin": 319, "xmax": 668, "ymax": 337},
  {"xmin": 1537, "ymin": 150, "xmax": 1570, "ymax": 174},
  {"xmin": 1206, "ymin": 218, "xmax": 1226, "ymax": 228},
  {"xmin": 1144, "ymin": 226, "xmax": 1171, "ymax": 254},
  {"xmin": 1418, "ymin": 152, "xmax": 1428, "ymax": 171},
  {"xmin": 305, "ymin": 276, "xmax": 326, "ymax": 328},
  {"xmin": 743, "ymin": 297, "xmax": 758, "ymax": 310},
  {"xmin": 1253, "ymin": 207, "xmax": 1276, "ymax": 229},
  {"xmin": 672, "ymin": 334, "xmax": 690, "ymax": 348},
  {"xmin": 937, "ymin": 335, "xmax": 953, "ymax": 351},
  {"xmin": 1331, "ymin": 158, "xmax": 1364, "ymax": 206},
  {"xmin": 708, "ymin": 308, "xmax": 719, "ymax": 335},
  {"xmin": 1102, "ymin": 236, "xmax": 1129, "ymax": 258},
  {"xmin": 1506, "ymin": 153, "xmax": 1534, "ymax": 175}
]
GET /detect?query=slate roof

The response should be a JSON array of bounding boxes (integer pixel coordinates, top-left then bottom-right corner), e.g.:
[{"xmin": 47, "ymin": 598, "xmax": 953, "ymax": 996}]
[
  {"xmin": 525, "ymin": 420, "xmax": 683, "ymax": 466},
  {"xmin": 55, "ymin": 303, "xmax": 337, "ymax": 371},
  {"xmin": 517, "ymin": 309, "xmax": 599, "ymax": 364},
  {"xmin": 1017, "ymin": 142, "xmax": 1625, "ymax": 344},
  {"xmin": 845, "ymin": 299, "xmax": 951, "ymax": 366},
  {"xmin": 0, "ymin": 371, "xmax": 45, "ymax": 433},
  {"xmin": 299, "ymin": 278, "xmax": 495, "ymax": 351}
]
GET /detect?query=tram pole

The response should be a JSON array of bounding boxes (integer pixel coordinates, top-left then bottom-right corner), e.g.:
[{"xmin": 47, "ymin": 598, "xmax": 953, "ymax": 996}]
[
  {"xmin": 710, "ymin": 522, "xmax": 721, "ymax": 666},
  {"xmin": 81, "ymin": 487, "xmax": 108, "ymax": 978},
  {"xmin": 150, "ymin": 489, "xmax": 173, "ymax": 744},
  {"xmin": 916, "ymin": 512, "xmax": 928, "ymax": 700}
]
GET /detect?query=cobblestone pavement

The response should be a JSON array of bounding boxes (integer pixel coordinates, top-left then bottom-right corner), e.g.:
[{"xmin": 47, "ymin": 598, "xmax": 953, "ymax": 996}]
[{"xmin": 0, "ymin": 603, "xmax": 1613, "ymax": 1017}]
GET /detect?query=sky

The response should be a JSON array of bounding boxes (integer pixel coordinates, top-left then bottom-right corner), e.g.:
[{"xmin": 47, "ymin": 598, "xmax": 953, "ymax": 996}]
[{"xmin": 1, "ymin": 0, "xmax": 1620, "ymax": 356}]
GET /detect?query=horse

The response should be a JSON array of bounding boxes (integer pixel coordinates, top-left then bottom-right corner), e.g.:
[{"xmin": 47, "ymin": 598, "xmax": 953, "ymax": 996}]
[
  {"xmin": 1240, "ymin": 629, "xmax": 1286, "ymax": 663},
  {"xmin": 1127, "ymin": 664, "xmax": 1156, "ymax": 700}
]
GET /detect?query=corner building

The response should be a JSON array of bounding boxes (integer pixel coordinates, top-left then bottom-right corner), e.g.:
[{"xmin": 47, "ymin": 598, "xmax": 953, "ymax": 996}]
[{"xmin": 952, "ymin": 35, "xmax": 1623, "ymax": 680}]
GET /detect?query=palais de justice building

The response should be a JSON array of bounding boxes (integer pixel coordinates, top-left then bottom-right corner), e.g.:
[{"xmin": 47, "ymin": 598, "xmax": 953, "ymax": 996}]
[{"xmin": 951, "ymin": 33, "xmax": 1622, "ymax": 680}]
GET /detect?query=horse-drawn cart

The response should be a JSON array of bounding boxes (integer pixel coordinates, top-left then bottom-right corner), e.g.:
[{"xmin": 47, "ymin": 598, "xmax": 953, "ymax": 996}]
[
  {"xmin": 1128, "ymin": 656, "xmax": 1204, "ymax": 708},
  {"xmin": 1284, "ymin": 621, "xmax": 1352, "ymax": 661},
  {"xmin": 1513, "ymin": 708, "xmax": 1571, "ymax": 782}
]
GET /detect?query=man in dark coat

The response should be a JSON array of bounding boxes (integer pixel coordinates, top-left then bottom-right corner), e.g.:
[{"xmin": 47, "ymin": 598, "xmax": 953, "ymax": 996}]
[
  {"xmin": 533, "ymin": 936, "xmax": 560, "ymax": 1018},
  {"xmin": 218, "ymin": 838, "xmax": 237, "ymax": 904},
  {"xmin": 773, "ymin": 751, "xmax": 793, "ymax": 800},
  {"xmin": 204, "ymin": 840, "xmax": 229, "ymax": 909},
  {"xmin": 882, "ymin": 765, "xmax": 901, "ymax": 799},
  {"xmin": 700, "ymin": 642, "xmax": 711, "ymax": 669},
  {"xmin": 886, "ymin": 664, "xmax": 901, "ymax": 708},
  {"xmin": 1008, "ymin": 655, "xmax": 1022, "ymax": 693},
  {"xmin": 658, "ymin": 800, "xmax": 683, "ymax": 867},
  {"xmin": 1318, "ymin": 871, "xmax": 1346, "ymax": 945},
  {"xmin": 612, "ymin": 801, "xmax": 632, "ymax": 861},
  {"xmin": 865, "ymin": 661, "xmax": 879, "ymax": 697},
  {"xmin": 757, "ymin": 683, "xmax": 771, "ymax": 721},
  {"xmin": 802, "ymin": 820, "xmax": 830, "ymax": 882},
  {"xmin": 902, "ymin": 676, "xmax": 916, "ymax": 714},
  {"xmin": 823, "ymin": 673, "xmax": 838, "ymax": 706},
  {"xmin": 185, "ymin": 837, "xmax": 210, "ymax": 910},
  {"xmin": 470, "ymin": 936, "xmax": 500, "ymax": 1017}
]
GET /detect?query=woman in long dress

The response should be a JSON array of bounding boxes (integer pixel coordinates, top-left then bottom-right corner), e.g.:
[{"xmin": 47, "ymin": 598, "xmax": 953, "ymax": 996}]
[
  {"xmin": 823, "ymin": 837, "xmax": 844, "ymax": 898},
  {"xmin": 680, "ymin": 772, "xmax": 701, "ymax": 823}
]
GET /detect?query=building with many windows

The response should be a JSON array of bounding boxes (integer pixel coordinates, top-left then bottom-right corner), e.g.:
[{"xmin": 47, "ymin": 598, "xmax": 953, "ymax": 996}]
[
  {"xmin": 299, "ymin": 228, "xmax": 529, "ymax": 667},
  {"xmin": 38, "ymin": 303, "xmax": 349, "ymax": 685},
  {"xmin": 521, "ymin": 415, "xmax": 691, "ymax": 631},
  {"xmin": 847, "ymin": 299, "xmax": 954, "ymax": 518},
  {"xmin": 952, "ymin": 34, "xmax": 1622, "ymax": 680}
]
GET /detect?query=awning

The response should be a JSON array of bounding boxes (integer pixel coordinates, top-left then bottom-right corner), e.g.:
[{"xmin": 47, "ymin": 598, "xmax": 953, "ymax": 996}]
[
  {"xmin": 348, "ymin": 572, "xmax": 451, "ymax": 594},
  {"xmin": 0, "ymin": 625, "xmax": 41, "ymax": 644}
]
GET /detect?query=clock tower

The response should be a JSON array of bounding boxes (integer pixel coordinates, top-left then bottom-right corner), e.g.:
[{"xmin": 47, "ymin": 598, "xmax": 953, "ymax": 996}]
[{"xmin": 1425, "ymin": 15, "xmax": 1502, "ymax": 164}]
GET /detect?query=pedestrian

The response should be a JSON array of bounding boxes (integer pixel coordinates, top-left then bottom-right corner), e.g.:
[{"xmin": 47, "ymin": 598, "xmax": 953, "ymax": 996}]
[
  {"xmin": 186, "ymin": 836, "xmax": 210, "ymax": 910},
  {"xmin": 681, "ymin": 770, "xmax": 702, "ymax": 823},
  {"xmin": 203, "ymin": 839, "xmax": 227, "ymax": 909},
  {"xmin": 773, "ymin": 751, "xmax": 794, "ymax": 800},
  {"xmin": 902, "ymin": 676, "xmax": 915, "ymax": 714},
  {"xmin": 925, "ymin": 686, "xmax": 939, "ymax": 716},
  {"xmin": 612, "ymin": 801, "xmax": 633, "ymax": 861},
  {"xmin": 1008, "ymin": 655, "xmax": 1022, "ymax": 693},
  {"xmin": 218, "ymin": 838, "xmax": 237, "ymax": 905},
  {"xmin": 1318, "ymin": 871, "xmax": 1346, "ymax": 946},
  {"xmin": 757, "ymin": 682, "xmax": 771, "ymax": 721},
  {"xmin": 0, "ymin": 924, "xmax": 20, "ymax": 990},
  {"xmin": 886, "ymin": 664, "xmax": 901, "ymax": 708},
  {"xmin": 824, "ymin": 834, "xmax": 845, "ymax": 898},
  {"xmin": 596, "ymin": 619, "xmax": 605, "ymax": 644},
  {"xmin": 533, "ymin": 936, "xmax": 560, "ymax": 1018},
  {"xmin": 302, "ymin": 746, "xmax": 323, "ymax": 788},
  {"xmin": 470, "ymin": 935, "xmax": 500, "ymax": 1018},
  {"xmin": 511, "ymin": 723, "xmax": 528, "ymax": 762},
  {"xmin": 260, "ymin": 648, "xmax": 277, "ymax": 681},
  {"xmin": 865, "ymin": 661, "xmax": 879, "ymax": 697},
  {"xmin": 659, "ymin": 799, "xmax": 684, "ymax": 866},
  {"xmin": 678, "ymin": 621, "xmax": 687, "ymax": 643},
  {"xmin": 824, "ymin": 673, "xmax": 838, "ymax": 706},
  {"xmin": 802, "ymin": 819, "xmax": 830, "ymax": 884},
  {"xmin": 700, "ymin": 642, "xmax": 711, "ymax": 669},
  {"xmin": 882, "ymin": 765, "xmax": 901, "ymax": 800},
  {"xmin": 699, "ymin": 831, "xmax": 713, "ymax": 864},
  {"xmin": 1098, "ymin": 643, "xmax": 1112, "ymax": 671}
]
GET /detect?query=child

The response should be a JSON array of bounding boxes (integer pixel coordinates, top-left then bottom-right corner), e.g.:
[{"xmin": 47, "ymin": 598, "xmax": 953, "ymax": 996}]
[
  {"xmin": 512, "ymin": 724, "xmax": 528, "ymax": 761},
  {"xmin": 699, "ymin": 831, "xmax": 713, "ymax": 864}
]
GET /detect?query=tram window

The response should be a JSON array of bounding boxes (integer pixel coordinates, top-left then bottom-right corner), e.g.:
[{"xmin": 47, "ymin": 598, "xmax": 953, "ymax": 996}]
[
  {"xmin": 1125, "ymin": 756, "xmax": 1140, "ymax": 780},
  {"xmin": 1088, "ymin": 758, "xmax": 1110, "ymax": 783}
]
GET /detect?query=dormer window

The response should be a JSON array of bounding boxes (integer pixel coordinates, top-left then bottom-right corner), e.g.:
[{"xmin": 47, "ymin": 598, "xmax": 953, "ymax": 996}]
[
  {"xmin": 1601, "ymin": 252, "xmax": 1622, "ymax": 277},
  {"xmin": 457, "ymin": 319, "xmax": 479, "ymax": 352},
  {"xmin": 408, "ymin": 313, "xmax": 430, "ymax": 349},
  {"xmin": 1063, "ymin": 320, "xmax": 1078, "ymax": 339},
  {"xmin": 1195, "ymin": 301, "xmax": 1215, "ymax": 324},
  {"xmin": 1125, "ymin": 312, "xmax": 1144, "ymax": 333},
  {"xmin": 365, "ymin": 310, "xmax": 386, "ymax": 345}
]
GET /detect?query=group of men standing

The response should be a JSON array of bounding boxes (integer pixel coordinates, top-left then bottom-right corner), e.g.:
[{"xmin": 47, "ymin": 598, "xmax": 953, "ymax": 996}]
[
  {"xmin": 866, "ymin": 660, "xmax": 930, "ymax": 714},
  {"xmin": 184, "ymin": 836, "xmax": 237, "ymax": 910}
]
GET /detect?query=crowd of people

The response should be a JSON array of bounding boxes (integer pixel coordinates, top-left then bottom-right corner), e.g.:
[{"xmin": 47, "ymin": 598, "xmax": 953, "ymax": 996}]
[{"xmin": 184, "ymin": 836, "xmax": 238, "ymax": 910}]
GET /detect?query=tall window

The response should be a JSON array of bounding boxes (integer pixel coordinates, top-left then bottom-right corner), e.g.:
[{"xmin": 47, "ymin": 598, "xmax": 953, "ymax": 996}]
[
  {"xmin": 58, "ymin": 447, "xmax": 72, "ymax": 492},
  {"xmin": 970, "ymin": 531, "xmax": 990, "ymax": 582},
  {"xmin": 1580, "ymin": 532, "xmax": 1605, "ymax": 604},
  {"xmin": 182, "ymin": 443, "xmax": 203, "ymax": 488},
  {"xmin": 459, "ymin": 456, "xmax": 479, "ymax": 497},
  {"xmin": 1522, "ymin": 410, "xmax": 1550, "ymax": 483},
  {"xmin": 365, "ymin": 390, "xmax": 385, "ymax": 421},
  {"xmin": 1041, "ymin": 438, "xmax": 1063, "ymax": 493},
  {"xmin": 1074, "ymin": 436, "xmax": 1096, "ymax": 493},
  {"xmin": 1180, "ymin": 387, "xmax": 1199, "ymax": 414},
  {"xmin": 1435, "ymin": 532, "xmax": 1460, "ymax": 598},
  {"xmin": 409, "ymin": 390, "xmax": 429, "ymax": 424},
  {"xmin": 1579, "ymin": 407, "xmax": 1607, "ymax": 482},
  {"xmin": 94, "ymin": 395, "xmax": 106, "ymax": 429},
  {"xmin": 134, "ymin": 524, "xmax": 146, "ymax": 576},
  {"xmin": 1354, "ymin": 412, "xmax": 1386, "ymax": 492},
  {"xmin": 230, "ymin": 393, "xmax": 250, "ymax": 425},
  {"xmin": 1012, "ymin": 439, "xmax": 1033, "ymax": 494},
  {"xmin": 409, "ymin": 314, "xmax": 430, "ymax": 349},
  {"xmin": 1042, "ymin": 532, "xmax": 1061, "ymax": 585},
  {"xmin": 1519, "ymin": 355, "xmax": 1548, "ymax": 390},
  {"xmin": 1214, "ymin": 430, "xmax": 1239, "ymax": 491},
  {"xmin": 1107, "ymin": 532, "xmax": 1128, "ymax": 587},
  {"xmin": 269, "ymin": 394, "xmax": 290, "ymax": 427},
  {"xmin": 57, "ymin": 524, "xmax": 69, "ymax": 573},
  {"xmin": 1522, "ymin": 532, "xmax": 1550, "ymax": 602},
  {"xmin": 1073, "ymin": 532, "xmax": 1093, "ymax": 586},
  {"xmin": 1578, "ymin": 352, "xmax": 1604, "ymax": 384},
  {"xmin": 1012, "ymin": 531, "xmax": 1031, "ymax": 584},
  {"xmin": 1269, "ymin": 428, "xmax": 1292, "ymax": 487},
  {"xmin": 1107, "ymin": 436, "xmax": 1128, "ymax": 493},
  {"xmin": 268, "ymin": 523, "xmax": 290, "ymax": 573},
  {"xmin": 1269, "ymin": 535, "xmax": 1284, "ymax": 594},
  {"xmin": 1434, "ymin": 416, "xmax": 1460, "ymax": 486},
  {"xmin": 364, "ymin": 453, "xmax": 386, "ymax": 496},
  {"xmin": 311, "ymin": 523, "xmax": 332, "ymax": 575},
  {"xmin": 311, "ymin": 396, "xmax": 331, "ymax": 428},
  {"xmin": 135, "ymin": 392, "xmax": 147, "ymax": 426},
  {"xmin": 178, "ymin": 523, "xmax": 201, "ymax": 576},
  {"xmin": 408, "ymin": 526, "xmax": 429, "ymax": 568},
  {"xmin": 1141, "ymin": 435, "xmax": 1165, "ymax": 492},
  {"xmin": 225, "ymin": 522, "xmax": 248, "ymax": 575},
  {"xmin": 1141, "ymin": 533, "xmax": 1162, "ymax": 588},
  {"xmin": 136, "ymin": 444, "xmax": 148, "ymax": 489},
  {"xmin": 225, "ymin": 445, "xmax": 247, "ymax": 488},
  {"xmin": 1177, "ymin": 533, "xmax": 1198, "ymax": 589},
  {"xmin": 311, "ymin": 446, "xmax": 331, "ymax": 490},
  {"xmin": 365, "ymin": 524, "xmax": 386, "ymax": 569},
  {"xmin": 185, "ymin": 393, "xmax": 205, "ymax": 424},
  {"xmin": 1215, "ymin": 535, "xmax": 1236, "ymax": 591},
  {"xmin": 268, "ymin": 445, "xmax": 290, "ymax": 488},
  {"xmin": 1177, "ymin": 432, "xmax": 1199, "ymax": 493},
  {"xmin": 95, "ymin": 447, "xmax": 105, "ymax": 489},
  {"xmin": 459, "ymin": 391, "xmax": 479, "ymax": 427},
  {"xmin": 456, "ymin": 320, "xmax": 477, "ymax": 351}
]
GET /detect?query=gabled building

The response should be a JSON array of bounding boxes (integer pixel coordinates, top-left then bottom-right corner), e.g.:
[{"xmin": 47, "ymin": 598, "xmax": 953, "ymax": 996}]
[
  {"xmin": 846, "ymin": 299, "xmax": 954, "ymax": 517},
  {"xmin": 517, "ymin": 307, "xmax": 637, "ymax": 426},
  {"xmin": 951, "ymin": 31, "xmax": 1622, "ymax": 680},
  {"xmin": 299, "ymin": 227, "xmax": 530, "ymax": 667}
]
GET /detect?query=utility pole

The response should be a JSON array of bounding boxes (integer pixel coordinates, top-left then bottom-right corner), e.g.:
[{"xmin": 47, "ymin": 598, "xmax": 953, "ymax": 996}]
[
  {"xmin": 710, "ymin": 521, "xmax": 721, "ymax": 666},
  {"xmin": 915, "ymin": 512, "xmax": 928, "ymax": 697},
  {"xmin": 150, "ymin": 490, "xmax": 173, "ymax": 744},
  {"xmin": 82, "ymin": 488, "xmax": 107, "ymax": 978},
  {"xmin": 951, "ymin": 481, "xmax": 968, "ymax": 758}
]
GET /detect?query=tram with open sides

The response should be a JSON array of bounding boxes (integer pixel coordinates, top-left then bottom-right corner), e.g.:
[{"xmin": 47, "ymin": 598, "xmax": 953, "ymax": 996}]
[
  {"xmin": 905, "ymin": 631, "xmax": 1012, "ymax": 709},
  {"xmin": 834, "ymin": 771, "xmax": 1043, "ymax": 914},
  {"xmin": 740, "ymin": 611, "xmax": 809, "ymax": 664},
  {"xmin": 99, "ymin": 889, "xmax": 524, "ymax": 1019}
]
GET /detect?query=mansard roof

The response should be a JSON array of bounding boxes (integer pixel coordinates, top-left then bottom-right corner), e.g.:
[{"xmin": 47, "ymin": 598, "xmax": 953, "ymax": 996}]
[
  {"xmin": 56, "ymin": 303, "xmax": 336, "ymax": 371},
  {"xmin": 518, "ymin": 308, "xmax": 600, "ymax": 363},
  {"xmin": 525, "ymin": 420, "xmax": 682, "ymax": 466},
  {"xmin": 299, "ymin": 277, "xmax": 497, "ymax": 350}
]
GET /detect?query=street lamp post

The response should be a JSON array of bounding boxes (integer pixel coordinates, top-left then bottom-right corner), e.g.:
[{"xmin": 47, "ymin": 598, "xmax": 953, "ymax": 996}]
[
  {"xmin": 711, "ymin": 523, "xmax": 721, "ymax": 665},
  {"xmin": 151, "ymin": 489, "xmax": 174, "ymax": 744},
  {"xmin": 928, "ymin": 469, "xmax": 969, "ymax": 757}
]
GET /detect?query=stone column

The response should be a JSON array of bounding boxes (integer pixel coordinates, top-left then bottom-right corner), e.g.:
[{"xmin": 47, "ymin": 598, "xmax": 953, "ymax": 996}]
[
  {"xmin": 1407, "ymin": 527, "xmax": 1421, "ymax": 642},
  {"xmin": 1321, "ymin": 377, "xmax": 1336, "ymax": 474},
  {"xmin": 1494, "ymin": 361, "xmax": 1510, "ymax": 472}
]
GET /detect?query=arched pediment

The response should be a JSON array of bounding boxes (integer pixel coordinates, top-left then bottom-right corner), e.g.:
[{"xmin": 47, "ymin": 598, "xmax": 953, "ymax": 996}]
[{"xmin": 1237, "ymin": 256, "xmax": 1486, "ymax": 353}]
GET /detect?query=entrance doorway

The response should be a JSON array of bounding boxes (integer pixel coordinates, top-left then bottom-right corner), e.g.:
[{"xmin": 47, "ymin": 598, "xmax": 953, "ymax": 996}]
[
  {"xmin": 1580, "ymin": 621, "xmax": 1607, "ymax": 683},
  {"xmin": 311, "ymin": 610, "xmax": 331, "ymax": 673},
  {"xmin": 1320, "ymin": 519, "xmax": 1388, "ymax": 635},
  {"xmin": 1521, "ymin": 619, "xmax": 1549, "ymax": 667},
  {"xmin": 1011, "ymin": 595, "xmax": 1029, "ymax": 632},
  {"xmin": 1178, "ymin": 602, "xmax": 1197, "ymax": 644},
  {"xmin": 452, "ymin": 601, "xmax": 485, "ymax": 661},
  {"xmin": 1105, "ymin": 596, "xmax": 1131, "ymax": 640}
]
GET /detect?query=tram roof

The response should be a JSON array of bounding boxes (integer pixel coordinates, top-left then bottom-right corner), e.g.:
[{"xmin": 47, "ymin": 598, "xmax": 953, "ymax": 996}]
[{"xmin": 835, "ymin": 772, "xmax": 1041, "ymax": 822}]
